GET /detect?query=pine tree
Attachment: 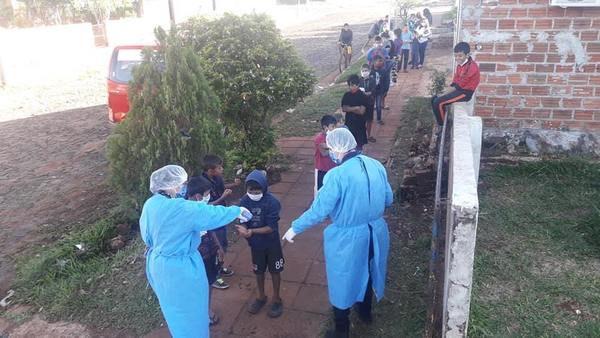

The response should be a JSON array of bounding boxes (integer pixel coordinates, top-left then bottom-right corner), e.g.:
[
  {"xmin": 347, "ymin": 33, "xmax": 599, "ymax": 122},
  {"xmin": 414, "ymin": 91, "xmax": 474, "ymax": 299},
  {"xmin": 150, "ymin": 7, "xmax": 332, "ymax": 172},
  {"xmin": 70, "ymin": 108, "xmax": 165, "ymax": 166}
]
[{"xmin": 106, "ymin": 28, "xmax": 224, "ymax": 209}]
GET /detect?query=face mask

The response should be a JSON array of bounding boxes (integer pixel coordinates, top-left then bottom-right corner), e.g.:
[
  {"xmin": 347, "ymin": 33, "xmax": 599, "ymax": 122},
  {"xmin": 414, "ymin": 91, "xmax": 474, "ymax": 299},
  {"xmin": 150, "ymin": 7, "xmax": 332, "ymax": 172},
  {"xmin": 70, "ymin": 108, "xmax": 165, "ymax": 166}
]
[
  {"xmin": 329, "ymin": 151, "xmax": 342, "ymax": 165},
  {"xmin": 200, "ymin": 194, "xmax": 210, "ymax": 204},
  {"xmin": 361, "ymin": 71, "xmax": 370, "ymax": 77},
  {"xmin": 247, "ymin": 193, "xmax": 263, "ymax": 201}
]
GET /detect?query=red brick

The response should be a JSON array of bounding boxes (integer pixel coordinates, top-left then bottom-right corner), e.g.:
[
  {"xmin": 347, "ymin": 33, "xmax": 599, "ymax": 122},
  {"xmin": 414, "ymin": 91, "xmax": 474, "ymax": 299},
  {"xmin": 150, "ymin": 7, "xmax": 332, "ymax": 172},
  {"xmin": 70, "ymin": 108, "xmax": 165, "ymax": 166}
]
[
  {"xmin": 499, "ymin": 19, "xmax": 516, "ymax": 29},
  {"xmin": 547, "ymin": 7, "xmax": 565, "ymax": 17},
  {"xmin": 525, "ymin": 97, "xmax": 541, "ymax": 108},
  {"xmin": 542, "ymin": 98, "xmax": 561, "ymax": 108},
  {"xmin": 478, "ymin": 43, "xmax": 494, "ymax": 51},
  {"xmin": 580, "ymin": 31, "xmax": 599, "ymax": 41},
  {"xmin": 553, "ymin": 110, "xmax": 573, "ymax": 119},
  {"xmin": 590, "ymin": 76, "xmax": 600, "ymax": 85},
  {"xmin": 482, "ymin": 118, "xmax": 499, "ymax": 128},
  {"xmin": 513, "ymin": 43, "xmax": 530, "ymax": 53},
  {"xmin": 562, "ymin": 121, "xmax": 584, "ymax": 130},
  {"xmin": 596, "ymin": 112, "xmax": 600, "ymax": 121},
  {"xmin": 487, "ymin": 8, "xmax": 510, "ymax": 18},
  {"xmin": 583, "ymin": 122, "xmax": 600, "ymax": 131},
  {"xmin": 489, "ymin": 97, "xmax": 509, "ymax": 107},
  {"xmin": 517, "ymin": 64, "xmax": 535, "ymax": 72},
  {"xmin": 532, "ymin": 109, "xmax": 550, "ymax": 118},
  {"xmin": 565, "ymin": 8, "xmax": 584, "ymax": 16},
  {"xmin": 528, "ymin": 54, "xmax": 546, "ymax": 62},
  {"xmin": 535, "ymin": 64, "xmax": 554, "ymax": 72},
  {"xmin": 516, "ymin": 20, "xmax": 535, "ymax": 29},
  {"xmin": 573, "ymin": 19, "xmax": 592, "ymax": 29},
  {"xmin": 513, "ymin": 108, "xmax": 532, "ymax": 118},
  {"xmin": 475, "ymin": 53, "xmax": 509, "ymax": 62},
  {"xmin": 550, "ymin": 85, "xmax": 571, "ymax": 95},
  {"xmin": 548, "ymin": 75, "xmax": 568, "ymax": 85},
  {"xmin": 520, "ymin": 0, "xmax": 538, "ymax": 4},
  {"xmin": 563, "ymin": 99, "xmax": 582, "ymax": 108},
  {"xmin": 477, "ymin": 96, "xmax": 488, "ymax": 105},
  {"xmin": 573, "ymin": 86, "xmax": 595, "ymax": 96},
  {"xmin": 546, "ymin": 54, "xmax": 563, "ymax": 63},
  {"xmin": 534, "ymin": 19, "xmax": 553, "ymax": 29},
  {"xmin": 508, "ymin": 74, "xmax": 522, "ymax": 84},
  {"xmin": 527, "ymin": 74, "xmax": 547, "ymax": 84},
  {"xmin": 555, "ymin": 65, "xmax": 574, "ymax": 73},
  {"xmin": 581, "ymin": 8, "xmax": 600, "ymax": 17},
  {"xmin": 587, "ymin": 43, "xmax": 600, "ymax": 53},
  {"xmin": 575, "ymin": 111, "xmax": 594, "ymax": 120},
  {"xmin": 480, "ymin": 19, "xmax": 498, "ymax": 30},
  {"xmin": 511, "ymin": 8, "xmax": 528, "ymax": 17},
  {"xmin": 581, "ymin": 65, "xmax": 597, "ymax": 73},
  {"xmin": 589, "ymin": 54, "xmax": 600, "ymax": 63},
  {"xmin": 535, "ymin": 0, "xmax": 549, "ymax": 4},
  {"xmin": 494, "ymin": 43, "xmax": 511, "ymax": 53},
  {"xmin": 462, "ymin": 20, "xmax": 478, "ymax": 29},
  {"xmin": 494, "ymin": 108, "xmax": 512, "ymax": 117},
  {"xmin": 583, "ymin": 99, "xmax": 600, "ymax": 109},
  {"xmin": 497, "ymin": 86, "xmax": 510, "ymax": 95},
  {"xmin": 528, "ymin": 8, "xmax": 547, "ymax": 17},
  {"xmin": 499, "ymin": 0, "xmax": 518, "ymax": 4},
  {"xmin": 512, "ymin": 85, "xmax": 532, "ymax": 95},
  {"xmin": 477, "ymin": 85, "xmax": 496, "ymax": 95},
  {"xmin": 479, "ymin": 63, "xmax": 497, "ymax": 72},
  {"xmin": 488, "ymin": 75, "xmax": 507, "ymax": 84},
  {"xmin": 553, "ymin": 19, "xmax": 572, "ymax": 29},
  {"xmin": 532, "ymin": 86, "xmax": 550, "ymax": 95},
  {"xmin": 509, "ymin": 54, "xmax": 528, "ymax": 62},
  {"xmin": 568, "ymin": 74, "xmax": 590, "ymax": 85},
  {"xmin": 533, "ymin": 43, "xmax": 549, "ymax": 53},
  {"xmin": 543, "ymin": 120, "xmax": 564, "ymax": 129},
  {"xmin": 477, "ymin": 108, "xmax": 494, "ymax": 117},
  {"xmin": 593, "ymin": 20, "xmax": 600, "ymax": 29},
  {"xmin": 496, "ymin": 64, "xmax": 511, "ymax": 71}
]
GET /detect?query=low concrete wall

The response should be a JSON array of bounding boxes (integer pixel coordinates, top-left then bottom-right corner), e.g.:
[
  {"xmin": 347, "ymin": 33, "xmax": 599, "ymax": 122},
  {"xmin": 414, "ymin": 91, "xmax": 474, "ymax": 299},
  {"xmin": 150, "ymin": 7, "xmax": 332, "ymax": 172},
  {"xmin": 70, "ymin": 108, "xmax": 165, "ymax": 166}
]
[{"xmin": 442, "ymin": 110, "xmax": 482, "ymax": 338}]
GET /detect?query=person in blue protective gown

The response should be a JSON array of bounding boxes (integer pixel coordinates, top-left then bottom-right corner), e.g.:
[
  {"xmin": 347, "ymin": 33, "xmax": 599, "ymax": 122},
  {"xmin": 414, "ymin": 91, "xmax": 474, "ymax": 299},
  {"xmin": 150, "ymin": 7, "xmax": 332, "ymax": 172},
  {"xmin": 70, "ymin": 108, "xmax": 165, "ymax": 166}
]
[
  {"xmin": 282, "ymin": 128, "xmax": 393, "ymax": 338},
  {"xmin": 140, "ymin": 165, "xmax": 252, "ymax": 338}
]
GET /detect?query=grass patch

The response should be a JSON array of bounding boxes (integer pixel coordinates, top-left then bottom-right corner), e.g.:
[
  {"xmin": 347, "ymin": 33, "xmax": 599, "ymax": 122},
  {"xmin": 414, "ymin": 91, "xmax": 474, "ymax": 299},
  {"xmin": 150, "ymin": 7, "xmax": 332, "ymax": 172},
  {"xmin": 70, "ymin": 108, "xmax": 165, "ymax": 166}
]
[
  {"xmin": 274, "ymin": 84, "xmax": 347, "ymax": 138},
  {"xmin": 471, "ymin": 158, "xmax": 600, "ymax": 337},
  {"xmin": 335, "ymin": 55, "xmax": 367, "ymax": 84},
  {"xmin": 348, "ymin": 96, "xmax": 434, "ymax": 337},
  {"xmin": 13, "ymin": 216, "xmax": 162, "ymax": 335}
]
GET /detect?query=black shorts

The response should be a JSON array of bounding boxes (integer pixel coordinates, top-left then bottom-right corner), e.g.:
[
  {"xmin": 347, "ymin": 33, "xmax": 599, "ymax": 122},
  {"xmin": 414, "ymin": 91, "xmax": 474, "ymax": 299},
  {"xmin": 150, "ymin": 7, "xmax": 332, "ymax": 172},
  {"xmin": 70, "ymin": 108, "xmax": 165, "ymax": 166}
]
[
  {"xmin": 203, "ymin": 254, "xmax": 221, "ymax": 285},
  {"xmin": 251, "ymin": 244, "xmax": 284, "ymax": 274},
  {"xmin": 364, "ymin": 103, "xmax": 374, "ymax": 121}
]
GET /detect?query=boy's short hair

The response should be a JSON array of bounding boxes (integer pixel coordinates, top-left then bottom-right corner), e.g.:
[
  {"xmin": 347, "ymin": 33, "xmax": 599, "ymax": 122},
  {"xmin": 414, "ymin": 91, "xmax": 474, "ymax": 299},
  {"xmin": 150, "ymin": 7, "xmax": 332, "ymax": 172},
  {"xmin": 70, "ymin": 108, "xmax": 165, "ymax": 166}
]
[
  {"xmin": 321, "ymin": 115, "xmax": 337, "ymax": 127},
  {"xmin": 381, "ymin": 32, "xmax": 390, "ymax": 39},
  {"xmin": 246, "ymin": 180, "xmax": 262, "ymax": 191},
  {"xmin": 334, "ymin": 112, "xmax": 345, "ymax": 124},
  {"xmin": 361, "ymin": 63, "xmax": 370, "ymax": 70},
  {"xmin": 454, "ymin": 42, "xmax": 471, "ymax": 55},
  {"xmin": 347, "ymin": 74, "xmax": 360, "ymax": 86},
  {"xmin": 374, "ymin": 55, "xmax": 384, "ymax": 62},
  {"xmin": 374, "ymin": 36, "xmax": 382, "ymax": 42},
  {"xmin": 393, "ymin": 28, "xmax": 402, "ymax": 37},
  {"xmin": 343, "ymin": 23, "xmax": 349, "ymax": 27},
  {"xmin": 202, "ymin": 154, "xmax": 223, "ymax": 171},
  {"xmin": 186, "ymin": 176, "xmax": 212, "ymax": 199}
]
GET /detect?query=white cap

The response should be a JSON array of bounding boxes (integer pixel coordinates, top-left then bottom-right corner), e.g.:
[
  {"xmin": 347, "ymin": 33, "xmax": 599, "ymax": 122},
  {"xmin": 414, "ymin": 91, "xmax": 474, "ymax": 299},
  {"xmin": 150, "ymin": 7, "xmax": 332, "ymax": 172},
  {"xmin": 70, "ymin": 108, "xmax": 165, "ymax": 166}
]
[
  {"xmin": 326, "ymin": 128, "xmax": 357, "ymax": 153},
  {"xmin": 149, "ymin": 165, "xmax": 188, "ymax": 194}
]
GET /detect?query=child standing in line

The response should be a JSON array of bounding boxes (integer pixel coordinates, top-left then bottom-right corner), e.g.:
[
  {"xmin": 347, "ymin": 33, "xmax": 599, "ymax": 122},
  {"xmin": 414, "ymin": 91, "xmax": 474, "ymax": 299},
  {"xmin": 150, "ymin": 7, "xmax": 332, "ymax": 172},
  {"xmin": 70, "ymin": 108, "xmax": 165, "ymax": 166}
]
[
  {"xmin": 399, "ymin": 25, "xmax": 414, "ymax": 73},
  {"xmin": 185, "ymin": 176, "xmax": 222, "ymax": 326},
  {"xmin": 371, "ymin": 55, "xmax": 389, "ymax": 125},
  {"xmin": 236, "ymin": 170, "xmax": 284, "ymax": 318},
  {"xmin": 201, "ymin": 154, "xmax": 241, "ymax": 289},
  {"xmin": 360, "ymin": 63, "xmax": 377, "ymax": 143},
  {"xmin": 314, "ymin": 115, "xmax": 337, "ymax": 197}
]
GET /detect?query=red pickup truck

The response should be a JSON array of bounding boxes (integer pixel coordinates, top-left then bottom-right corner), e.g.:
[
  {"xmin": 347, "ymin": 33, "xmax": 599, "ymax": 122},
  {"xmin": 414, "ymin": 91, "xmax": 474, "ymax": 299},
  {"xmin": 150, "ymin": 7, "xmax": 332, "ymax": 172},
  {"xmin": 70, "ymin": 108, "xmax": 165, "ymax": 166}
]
[{"xmin": 107, "ymin": 45, "xmax": 148, "ymax": 123}]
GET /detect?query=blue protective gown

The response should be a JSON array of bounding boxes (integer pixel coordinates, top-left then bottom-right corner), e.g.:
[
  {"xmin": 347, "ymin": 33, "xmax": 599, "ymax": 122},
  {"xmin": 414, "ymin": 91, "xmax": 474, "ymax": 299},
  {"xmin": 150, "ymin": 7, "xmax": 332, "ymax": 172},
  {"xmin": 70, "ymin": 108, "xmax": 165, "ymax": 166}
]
[
  {"xmin": 291, "ymin": 154, "xmax": 393, "ymax": 309},
  {"xmin": 140, "ymin": 194, "xmax": 241, "ymax": 338}
]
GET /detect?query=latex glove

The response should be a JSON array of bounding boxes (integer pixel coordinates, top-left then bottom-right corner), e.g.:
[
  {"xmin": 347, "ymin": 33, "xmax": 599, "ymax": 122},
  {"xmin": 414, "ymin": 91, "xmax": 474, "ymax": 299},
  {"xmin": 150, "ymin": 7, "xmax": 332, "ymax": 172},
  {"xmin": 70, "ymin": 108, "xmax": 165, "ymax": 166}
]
[
  {"xmin": 282, "ymin": 227, "xmax": 297, "ymax": 243},
  {"xmin": 238, "ymin": 207, "xmax": 253, "ymax": 223}
]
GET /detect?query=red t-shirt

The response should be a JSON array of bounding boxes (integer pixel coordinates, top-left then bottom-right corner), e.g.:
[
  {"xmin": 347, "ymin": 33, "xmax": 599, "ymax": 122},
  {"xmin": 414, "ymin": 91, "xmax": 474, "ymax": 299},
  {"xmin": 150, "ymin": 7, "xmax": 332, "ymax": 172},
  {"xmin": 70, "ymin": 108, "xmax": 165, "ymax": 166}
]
[{"xmin": 314, "ymin": 132, "xmax": 336, "ymax": 172}]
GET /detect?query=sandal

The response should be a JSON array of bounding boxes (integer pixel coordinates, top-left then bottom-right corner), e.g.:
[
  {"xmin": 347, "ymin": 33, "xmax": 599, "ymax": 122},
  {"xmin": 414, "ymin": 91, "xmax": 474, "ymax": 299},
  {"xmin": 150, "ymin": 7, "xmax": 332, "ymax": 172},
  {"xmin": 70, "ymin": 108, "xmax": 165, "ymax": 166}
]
[
  {"xmin": 248, "ymin": 297, "xmax": 267, "ymax": 314},
  {"xmin": 268, "ymin": 301, "xmax": 283, "ymax": 318},
  {"xmin": 209, "ymin": 313, "xmax": 220, "ymax": 326}
]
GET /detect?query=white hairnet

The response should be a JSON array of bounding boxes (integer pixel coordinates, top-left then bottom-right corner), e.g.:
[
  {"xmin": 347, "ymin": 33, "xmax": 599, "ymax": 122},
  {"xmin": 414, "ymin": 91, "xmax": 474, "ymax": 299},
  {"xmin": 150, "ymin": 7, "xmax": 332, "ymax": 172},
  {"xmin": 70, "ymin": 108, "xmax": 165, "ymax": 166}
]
[
  {"xmin": 149, "ymin": 165, "xmax": 188, "ymax": 194},
  {"xmin": 326, "ymin": 128, "xmax": 357, "ymax": 153}
]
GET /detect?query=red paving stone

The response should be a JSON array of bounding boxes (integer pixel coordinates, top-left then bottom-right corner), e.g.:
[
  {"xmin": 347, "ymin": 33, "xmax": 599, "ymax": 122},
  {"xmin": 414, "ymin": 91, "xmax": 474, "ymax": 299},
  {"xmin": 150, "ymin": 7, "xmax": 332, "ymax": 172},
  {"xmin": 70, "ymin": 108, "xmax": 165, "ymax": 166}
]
[{"xmin": 144, "ymin": 72, "xmax": 409, "ymax": 338}]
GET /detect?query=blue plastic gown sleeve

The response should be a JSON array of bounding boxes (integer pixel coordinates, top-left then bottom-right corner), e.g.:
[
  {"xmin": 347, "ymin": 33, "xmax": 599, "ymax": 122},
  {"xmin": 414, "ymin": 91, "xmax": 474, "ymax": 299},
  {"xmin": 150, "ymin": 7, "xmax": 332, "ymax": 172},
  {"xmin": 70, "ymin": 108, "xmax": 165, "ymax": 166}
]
[
  {"xmin": 291, "ymin": 173, "xmax": 340, "ymax": 234},
  {"xmin": 184, "ymin": 201, "xmax": 241, "ymax": 232}
]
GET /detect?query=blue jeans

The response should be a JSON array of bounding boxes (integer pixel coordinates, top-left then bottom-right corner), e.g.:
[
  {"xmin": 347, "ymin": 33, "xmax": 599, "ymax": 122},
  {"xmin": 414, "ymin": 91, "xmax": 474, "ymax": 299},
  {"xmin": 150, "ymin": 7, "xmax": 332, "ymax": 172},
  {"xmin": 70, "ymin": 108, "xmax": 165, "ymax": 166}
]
[
  {"xmin": 375, "ymin": 94, "xmax": 383, "ymax": 121},
  {"xmin": 419, "ymin": 41, "xmax": 428, "ymax": 66}
]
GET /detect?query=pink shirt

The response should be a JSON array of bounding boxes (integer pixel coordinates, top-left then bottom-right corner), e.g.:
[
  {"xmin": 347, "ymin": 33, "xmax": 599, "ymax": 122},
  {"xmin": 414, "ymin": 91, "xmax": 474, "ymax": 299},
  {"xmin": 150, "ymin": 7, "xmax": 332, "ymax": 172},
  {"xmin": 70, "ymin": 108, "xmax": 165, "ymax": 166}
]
[{"xmin": 314, "ymin": 132, "xmax": 336, "ymax": 172}]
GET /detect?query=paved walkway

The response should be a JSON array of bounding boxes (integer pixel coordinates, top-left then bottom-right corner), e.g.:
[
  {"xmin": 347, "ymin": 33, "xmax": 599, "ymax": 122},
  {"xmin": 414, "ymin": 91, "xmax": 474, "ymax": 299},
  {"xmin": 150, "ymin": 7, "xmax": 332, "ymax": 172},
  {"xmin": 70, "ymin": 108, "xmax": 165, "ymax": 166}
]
[{"xmin": 145, "ymin": 79, "xmax": 410, "ymax": 338}]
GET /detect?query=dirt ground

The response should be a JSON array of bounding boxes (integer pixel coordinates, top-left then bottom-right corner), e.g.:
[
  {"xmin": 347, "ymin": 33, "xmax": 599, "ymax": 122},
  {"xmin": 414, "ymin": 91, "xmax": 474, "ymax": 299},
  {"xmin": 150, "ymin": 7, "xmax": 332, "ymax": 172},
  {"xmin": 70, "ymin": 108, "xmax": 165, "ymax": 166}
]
[{"xmin": 0, "ymin": 5, "xmax": 452, "ymax": 336}]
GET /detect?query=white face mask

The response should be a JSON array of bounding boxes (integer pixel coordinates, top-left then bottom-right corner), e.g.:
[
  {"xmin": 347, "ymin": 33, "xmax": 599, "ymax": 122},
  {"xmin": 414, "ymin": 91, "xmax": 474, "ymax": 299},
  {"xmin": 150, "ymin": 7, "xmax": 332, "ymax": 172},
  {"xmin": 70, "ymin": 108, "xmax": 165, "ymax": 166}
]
[
  {"xmin": 247, "ymin": 193, "xmax": 263, "ymax": 201},
  {"xmin": 361, "ymin": 71, "xmax": 370, "ymax": 77},
  {"xmin": 198, "ymin": 194, "xmax": 210, "ymax": 204}
]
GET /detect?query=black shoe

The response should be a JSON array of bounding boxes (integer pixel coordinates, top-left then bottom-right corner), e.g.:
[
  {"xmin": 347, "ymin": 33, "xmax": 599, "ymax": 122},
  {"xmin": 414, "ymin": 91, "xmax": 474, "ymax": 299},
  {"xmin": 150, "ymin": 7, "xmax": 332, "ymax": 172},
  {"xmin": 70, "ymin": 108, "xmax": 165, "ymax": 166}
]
[
  {"xmin": 353, "ymin": 304, "xmax": 373, "ymax": 324},
  {"xmin": 220, "ymin": 267, "xmax": 234, "ymax": 277},
  {"xmin": 268, "ymin": 301, "xmax": 283, "ymax": 318},
  {"xmin": 247, "ymin": 297, "xmax": 267, "ymax": 314}
]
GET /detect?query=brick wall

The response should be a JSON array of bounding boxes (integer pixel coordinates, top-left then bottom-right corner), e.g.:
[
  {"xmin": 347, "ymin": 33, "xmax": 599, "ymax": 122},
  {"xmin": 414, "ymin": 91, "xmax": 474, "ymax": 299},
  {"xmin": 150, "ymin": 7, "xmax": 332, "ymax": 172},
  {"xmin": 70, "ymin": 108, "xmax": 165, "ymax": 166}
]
[{"xmin": 460, "ymin": 0, "xmax": 600, "ymax": 132}]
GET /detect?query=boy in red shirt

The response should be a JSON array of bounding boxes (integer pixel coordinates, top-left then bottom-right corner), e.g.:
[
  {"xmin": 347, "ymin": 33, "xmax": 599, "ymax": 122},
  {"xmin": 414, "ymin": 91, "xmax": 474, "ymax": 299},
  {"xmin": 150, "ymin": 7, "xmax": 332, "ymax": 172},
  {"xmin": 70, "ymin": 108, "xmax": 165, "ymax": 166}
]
[
  {"xmin": 431, "ymin": 42, "xmax": 480, "ymax": 125},
  {"xmin": 314, "ymin": 115, "xmax": 337, "ymax": 197}
]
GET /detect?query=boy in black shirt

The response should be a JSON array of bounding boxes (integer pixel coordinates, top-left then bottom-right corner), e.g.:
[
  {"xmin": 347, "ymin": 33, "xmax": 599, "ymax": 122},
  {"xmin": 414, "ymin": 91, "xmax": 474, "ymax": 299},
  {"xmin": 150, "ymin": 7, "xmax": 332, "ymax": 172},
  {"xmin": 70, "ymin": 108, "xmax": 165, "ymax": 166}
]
[
  {"xmin": 341, "ymin": 74, "xmax": 369, "ymax": 150},
  {"xmin": 359, "ymin": 64, "xmax": 376, "ymax": 143},
  {"xmin": 237, "ymin": 170, "xmax": 284, "ymax": 318}
]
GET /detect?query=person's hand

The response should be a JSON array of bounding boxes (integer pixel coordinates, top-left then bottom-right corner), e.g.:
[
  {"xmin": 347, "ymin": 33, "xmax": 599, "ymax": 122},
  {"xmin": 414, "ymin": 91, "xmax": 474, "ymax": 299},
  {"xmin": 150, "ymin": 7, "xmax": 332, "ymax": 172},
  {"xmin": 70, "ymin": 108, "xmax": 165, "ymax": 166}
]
[
  {"xmin": 223, "ymin": 189, "xmax": 232, "ymax": 197},
  {"xmin": 282, "ymin": 227, "xmax": 297, "ymax": 243},
  {"xmin": 217, "ymin": 248, "xmax": 225, "ymax": 263},
  {"xmin": 238, "ymin": 207, "xmax": 253, "ymax": 223},
  {"xmin": 235, "ymin": 225, "xmax": 252, "ymax": 238}
]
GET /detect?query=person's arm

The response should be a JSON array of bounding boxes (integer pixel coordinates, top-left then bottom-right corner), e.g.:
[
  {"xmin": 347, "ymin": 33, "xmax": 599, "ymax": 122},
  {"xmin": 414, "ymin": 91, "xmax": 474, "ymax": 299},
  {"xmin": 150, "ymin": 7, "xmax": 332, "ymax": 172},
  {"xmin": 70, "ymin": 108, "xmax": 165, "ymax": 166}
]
[
  {"xmin": 342, "ymin": 105, "xmax": 365, "ymax": 115},
  {"xmin": 224, "ymin": 178, "xmax": 241, "ymax": 190},
  {"xmin": 238, "ymin": 199, "xmax": 280, "ymax": 237},
  {"xmin": 318, "ymin": 142, "xmax": 329, "ymax": 156},
  {"xmin": 186, "ymin": 201, "xmax": 242, "ymax": 232},
  {"xmin": 209, "ymin": 189, "xmax": 231, "ymax": 206},
  {"xmin": 292, "ymin": 170, "xmax": 340, "ymax": 234}
]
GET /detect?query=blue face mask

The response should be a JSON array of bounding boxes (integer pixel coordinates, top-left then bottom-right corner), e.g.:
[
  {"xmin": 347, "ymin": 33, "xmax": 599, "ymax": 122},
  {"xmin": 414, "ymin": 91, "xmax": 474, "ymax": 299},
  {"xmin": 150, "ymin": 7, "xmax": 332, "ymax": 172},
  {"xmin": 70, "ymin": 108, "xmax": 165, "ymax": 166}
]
[{"xmin": 329, "ymin": 151, "xmax": 341, "ymax": 165}]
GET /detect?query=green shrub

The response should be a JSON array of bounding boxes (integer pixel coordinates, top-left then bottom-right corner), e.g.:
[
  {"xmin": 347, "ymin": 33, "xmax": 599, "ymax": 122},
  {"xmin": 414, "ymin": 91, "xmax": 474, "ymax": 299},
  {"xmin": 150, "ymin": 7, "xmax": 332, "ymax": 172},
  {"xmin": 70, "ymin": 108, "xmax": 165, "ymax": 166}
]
[
  {"xmin": 106, "ymin": 28, "xmax": 225, "ymax": 209},
  {"xmin": 428, "ymin": 69, "xmax": 448, "ymax": 97},
  {"xmin": 178, "ymin": 13, "xmax": 316, "ymax": 169}
]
